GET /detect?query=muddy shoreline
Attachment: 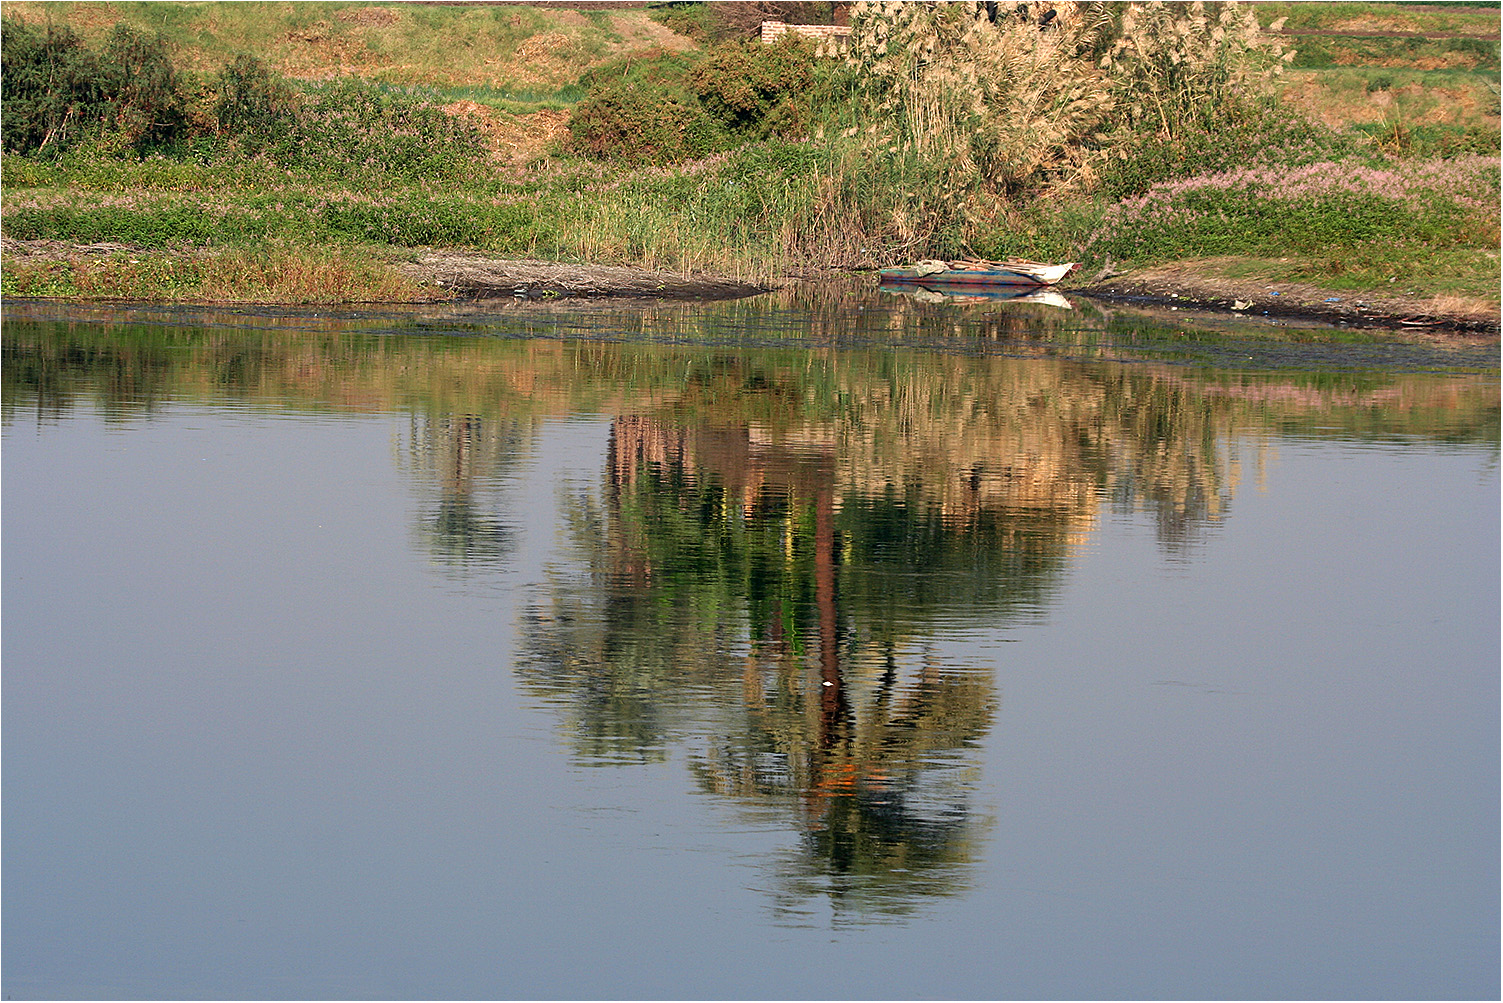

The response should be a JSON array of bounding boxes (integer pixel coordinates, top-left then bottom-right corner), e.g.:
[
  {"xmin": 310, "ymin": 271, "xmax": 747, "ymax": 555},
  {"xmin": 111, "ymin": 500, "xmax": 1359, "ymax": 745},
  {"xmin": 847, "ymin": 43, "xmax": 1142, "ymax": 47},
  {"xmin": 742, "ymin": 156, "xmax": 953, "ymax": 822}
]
[
  {"xmin": 4, "ymin": 240, "xmax": 1498, "ymax": 336},
  {"xmin": 394, "ymin": 250, "xmax": 770, "ymax": 301},
  {"xmin": 400, "ymin": 252, "xmax": 1501, "ymax": 336},
  {"xmin": 1074, "ymin": 263, "xmax": 1501, "ymax": 336}
]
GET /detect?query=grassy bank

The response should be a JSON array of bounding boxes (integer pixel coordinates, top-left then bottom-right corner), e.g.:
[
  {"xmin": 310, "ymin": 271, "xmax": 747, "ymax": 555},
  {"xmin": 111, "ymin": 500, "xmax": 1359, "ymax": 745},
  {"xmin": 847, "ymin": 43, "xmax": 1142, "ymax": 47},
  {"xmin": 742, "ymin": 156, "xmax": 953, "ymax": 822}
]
[{"xmin": 0, "ymin": 1, "xmax": 1498, "ymax": 321}]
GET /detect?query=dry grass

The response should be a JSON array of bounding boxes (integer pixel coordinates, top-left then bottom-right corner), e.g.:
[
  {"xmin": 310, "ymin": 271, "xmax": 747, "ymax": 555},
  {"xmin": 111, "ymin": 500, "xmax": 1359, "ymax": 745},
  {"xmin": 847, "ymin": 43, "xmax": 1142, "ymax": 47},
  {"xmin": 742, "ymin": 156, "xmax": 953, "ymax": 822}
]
[
  {"xmin": 442, "ymin": 101, "xmax": 571, "ymax": 167},
  {"xmin": 1278, "ymin": 67, "xmax": 1500, "ymax": 129},
  {"xmin": 0, "ymin": 1, "xmax": 692, "ymax": 91},
  {"xmin": 1, "ymin": 245, "xmax": 441, "ymax": 304}
]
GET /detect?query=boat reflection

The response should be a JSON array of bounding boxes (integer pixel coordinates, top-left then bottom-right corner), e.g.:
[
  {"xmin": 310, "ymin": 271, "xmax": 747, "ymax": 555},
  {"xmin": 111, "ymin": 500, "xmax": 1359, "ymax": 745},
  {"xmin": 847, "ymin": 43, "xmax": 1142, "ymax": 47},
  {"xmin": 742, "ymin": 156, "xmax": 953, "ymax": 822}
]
[{"xmin": 880, "ymin": 281, "xmax": 1074, "ymax": 309}]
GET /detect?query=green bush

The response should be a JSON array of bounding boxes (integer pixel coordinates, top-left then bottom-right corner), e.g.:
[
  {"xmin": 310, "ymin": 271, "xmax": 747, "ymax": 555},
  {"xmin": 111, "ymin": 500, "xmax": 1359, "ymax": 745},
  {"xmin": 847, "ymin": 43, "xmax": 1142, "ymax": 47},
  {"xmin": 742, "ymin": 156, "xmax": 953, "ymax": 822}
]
[
  {"xmin": 214, "ymin": 54, "xmax": 297, "ymax": 153},
  {"xmin": 569, "ymin": 82, "xmax": 722, "ymax": 164},
  {"xmin": 0, "ymin": 17, "xmax": 192, "ymax": 155},
  {"xmin": 252, "ymin": 78, "xmax": 489, "ymax": 182},
  {"xmin": 98, "ymin": 25, "xmax": 190, "ymax": 152},
  {"xmin": 1, "ymin": 17, "xmax": 107, "ymax": 154},
  {"xmin": 1, "ymin": 20, "xmax": 483, "ymax": 178},
  {"xmin": 690, "ymin": 39, "xmax": 814, "ymax": 139},
  {"xmin": 569, "ymin": 40, "xmax": 821, "ymax": 164}
]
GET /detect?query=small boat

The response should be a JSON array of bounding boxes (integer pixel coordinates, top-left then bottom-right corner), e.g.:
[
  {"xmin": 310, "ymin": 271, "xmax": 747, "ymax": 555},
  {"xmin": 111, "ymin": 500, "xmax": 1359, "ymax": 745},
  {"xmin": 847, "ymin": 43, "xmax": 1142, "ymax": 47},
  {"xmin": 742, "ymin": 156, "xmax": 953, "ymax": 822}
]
[{"xmin": 879, "ymin": 258, "xmax": 1078, "ymax": 288}]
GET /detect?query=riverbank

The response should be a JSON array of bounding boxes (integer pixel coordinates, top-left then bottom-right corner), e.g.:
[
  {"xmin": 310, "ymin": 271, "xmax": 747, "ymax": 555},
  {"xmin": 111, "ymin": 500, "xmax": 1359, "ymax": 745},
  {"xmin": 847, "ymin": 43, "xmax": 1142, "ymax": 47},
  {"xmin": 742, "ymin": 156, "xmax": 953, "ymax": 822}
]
[
  {"xmin": 3, "ymin": 1, "xmax": 1496, "ymax": 337},
  {"xmin": 1075, "ymin": 257, "xmax": 1502, "ymax": 336},
  {"xmin": 393, "ymin": 249, "xmax": 768, "ymax": 300},
  {"xmin": 4, "ymin": 238, "xmax": 1497, "ymax": 339}
]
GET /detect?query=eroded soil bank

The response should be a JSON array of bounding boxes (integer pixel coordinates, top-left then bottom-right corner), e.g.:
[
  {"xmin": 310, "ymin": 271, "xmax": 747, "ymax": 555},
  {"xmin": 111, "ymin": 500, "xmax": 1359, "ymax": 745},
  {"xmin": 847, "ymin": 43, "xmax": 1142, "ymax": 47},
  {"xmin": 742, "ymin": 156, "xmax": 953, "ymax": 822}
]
[
  {"xmin": 3, "ymin": 240, "xmax": 1498, "ymax": 338},
  {"xmin": 1075, "ymin": 259, "xmax": 1500, "ymax": 336},
  {"xmin": 392, "ymin": 250, "xmax": 768, "ymax": 300}
]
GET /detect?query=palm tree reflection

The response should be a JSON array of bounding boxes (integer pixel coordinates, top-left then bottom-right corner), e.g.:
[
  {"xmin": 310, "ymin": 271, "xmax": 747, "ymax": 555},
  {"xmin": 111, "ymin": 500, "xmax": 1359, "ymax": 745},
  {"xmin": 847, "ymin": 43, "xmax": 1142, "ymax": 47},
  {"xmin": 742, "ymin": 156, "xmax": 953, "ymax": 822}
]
[
  {"xmin": 520, "ymin": 414, "xmax": 1068, "ymax": 920},
  {"xmin": 401, "ymin": 412, "xmax": 522, "ymax": 569}
]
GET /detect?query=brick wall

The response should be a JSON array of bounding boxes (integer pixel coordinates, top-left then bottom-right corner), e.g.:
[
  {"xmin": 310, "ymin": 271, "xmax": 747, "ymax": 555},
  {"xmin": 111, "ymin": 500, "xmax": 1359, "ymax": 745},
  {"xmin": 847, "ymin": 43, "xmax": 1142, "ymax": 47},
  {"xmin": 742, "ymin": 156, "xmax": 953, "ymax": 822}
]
[{"xmin": 761, "ymin": 20, "xmax": 853, "ymax": 53}]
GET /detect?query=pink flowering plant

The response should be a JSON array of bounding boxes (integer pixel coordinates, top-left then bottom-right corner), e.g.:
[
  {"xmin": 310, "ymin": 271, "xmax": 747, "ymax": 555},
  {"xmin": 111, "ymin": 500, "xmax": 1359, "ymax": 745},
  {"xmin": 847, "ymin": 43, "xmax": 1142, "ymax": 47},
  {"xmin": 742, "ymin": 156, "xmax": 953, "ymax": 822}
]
[{"xmin": 1079, "ymin": 155, "xmax": 1500, "ymax": 265}]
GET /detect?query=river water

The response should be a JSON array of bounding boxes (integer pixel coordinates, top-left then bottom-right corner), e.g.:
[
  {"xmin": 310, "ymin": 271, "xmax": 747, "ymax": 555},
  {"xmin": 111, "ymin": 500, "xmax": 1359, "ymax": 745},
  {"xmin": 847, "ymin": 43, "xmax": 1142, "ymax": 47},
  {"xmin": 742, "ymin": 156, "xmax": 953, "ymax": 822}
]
[{"xmin": 3, "ymin": 286, "xmax": 1498, "ymax": 1000}]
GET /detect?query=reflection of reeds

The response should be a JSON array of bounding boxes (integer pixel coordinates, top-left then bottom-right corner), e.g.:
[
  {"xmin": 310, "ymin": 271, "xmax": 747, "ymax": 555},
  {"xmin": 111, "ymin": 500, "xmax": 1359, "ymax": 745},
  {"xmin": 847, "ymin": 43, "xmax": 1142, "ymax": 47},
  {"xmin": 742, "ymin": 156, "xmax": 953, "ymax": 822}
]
[{"xmin": 5, "ymin": 314, "xmax": 1494, "ymax": 540}]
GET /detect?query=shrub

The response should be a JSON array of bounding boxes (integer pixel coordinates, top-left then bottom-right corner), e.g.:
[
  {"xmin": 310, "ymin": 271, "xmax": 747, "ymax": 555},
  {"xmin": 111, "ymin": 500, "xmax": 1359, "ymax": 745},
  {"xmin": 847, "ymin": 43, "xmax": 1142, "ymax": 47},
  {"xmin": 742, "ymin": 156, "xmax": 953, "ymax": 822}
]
[
  {"xmin": 97, "ymin": 25, "xmax": 190, "ymax": 152},
  {"xmin": 1, "ymin": 17, "xmax": 107, "ymax": 154},
  {"xmin": 0, "ymin": 18, "xmax": 193, "ymax": 155},
  {"xmin": 571, "ymin": 49, "xmax": 723, "ymax": 163},
  {"xmin": 690, "ymin": 38, "xmax": 815, "ymax": 139},
  {"xmin": 569, "ymin": 39, "xmax": 822, "ymax": 163},
  {"xmin": 214, "ymin": 54, "xmax": 298, "ymax": 153},
  {"xmin": 254, "ymin": 79, "xmax": 489, "ymax": 182},
  {"xmin": 568, "ymin": 82, "xmax": 721, "ymax": 164}
]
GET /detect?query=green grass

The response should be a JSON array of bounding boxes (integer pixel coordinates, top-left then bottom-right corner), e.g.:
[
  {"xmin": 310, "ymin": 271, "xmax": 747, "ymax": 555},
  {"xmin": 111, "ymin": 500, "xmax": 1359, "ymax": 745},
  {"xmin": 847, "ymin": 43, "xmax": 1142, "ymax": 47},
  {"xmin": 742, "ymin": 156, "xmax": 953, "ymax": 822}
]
[
  {"xmin": 1286, "ymin": 64, "xmax": 1501, "ymax": 110},
  {"xmin": 1255, "ymin": 2, "xmax": 1502, "ymax": 36},
  {"xmin": 1225, "ymin": 246, "xmax": 1503, "ymax": 301},
  {"xmin": 1290, "ymin": 32, "xmax": 1499, "ymax": 71},
  {"xmin": 1, "ymin": 1, "xmax": 1497, "ymax": 311},
  {"xmin": 0, "ymin": 241, "xmax": 435, "ymax": 303},
  {"xmin": 1, "ymin": 0, "xmax": 633, "ymax": 96}
]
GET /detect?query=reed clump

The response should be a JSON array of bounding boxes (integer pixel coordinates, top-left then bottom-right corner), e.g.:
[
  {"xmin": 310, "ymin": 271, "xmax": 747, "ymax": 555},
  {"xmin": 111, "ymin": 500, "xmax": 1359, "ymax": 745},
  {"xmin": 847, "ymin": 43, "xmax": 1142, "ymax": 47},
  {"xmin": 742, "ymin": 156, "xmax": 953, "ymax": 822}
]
[{"xmin": 845, "ymin": 1, "xmax": 1113, "ymax": 196}]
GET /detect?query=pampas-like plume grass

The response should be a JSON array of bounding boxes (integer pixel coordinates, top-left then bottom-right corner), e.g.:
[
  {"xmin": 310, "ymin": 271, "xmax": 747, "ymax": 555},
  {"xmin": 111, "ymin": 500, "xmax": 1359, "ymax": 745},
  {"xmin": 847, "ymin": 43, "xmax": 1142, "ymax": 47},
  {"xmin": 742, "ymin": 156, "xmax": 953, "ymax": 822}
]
[
  {"xmin": 1101, "ymin": 0, "xmax": 1294, "ymax": 139},
  {"xmin": 846, "ymin": 1, "xmax": 1115, "ymax": 196},
  {"xmin": 844, "ymin": 1, "xmax": 1291, "ymax": 213}
]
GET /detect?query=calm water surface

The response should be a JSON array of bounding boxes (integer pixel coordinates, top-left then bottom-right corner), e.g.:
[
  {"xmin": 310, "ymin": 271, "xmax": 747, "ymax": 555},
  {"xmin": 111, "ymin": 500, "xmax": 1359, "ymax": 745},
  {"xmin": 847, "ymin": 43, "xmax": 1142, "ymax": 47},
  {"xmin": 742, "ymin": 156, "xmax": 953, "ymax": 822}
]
[{"xmin": 4, "ymin": 289, "xmax": 1499, "ymax": 1000}]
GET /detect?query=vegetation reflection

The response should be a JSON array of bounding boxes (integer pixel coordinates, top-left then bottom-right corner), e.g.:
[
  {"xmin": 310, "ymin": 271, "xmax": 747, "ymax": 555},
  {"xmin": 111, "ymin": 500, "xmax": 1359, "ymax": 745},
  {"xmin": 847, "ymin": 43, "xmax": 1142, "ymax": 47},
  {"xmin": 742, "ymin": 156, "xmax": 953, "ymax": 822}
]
[
  {"xmin": 4, "ymin": 306, "xmax": 1497, "ymax": 920},
  {"xmin": 522, "ymin": 412, "xmax": 1017, "ymax": 918},
  {"xmin": 400, "ymin": 412, "xmax": 522, "ymax": 572}
]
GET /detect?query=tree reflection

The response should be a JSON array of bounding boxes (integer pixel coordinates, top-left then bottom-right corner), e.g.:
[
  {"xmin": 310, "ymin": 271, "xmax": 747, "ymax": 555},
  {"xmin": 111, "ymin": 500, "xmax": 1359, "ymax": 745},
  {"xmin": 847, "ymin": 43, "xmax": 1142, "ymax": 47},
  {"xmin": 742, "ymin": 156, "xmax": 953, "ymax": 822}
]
[
  {"xmin": 512, "ymin": 347, "xmax": 1295, "ymax": 918},
  {"xmin": 521, "ymin": 412, "xmax": 1055, "ymax": 918},
  {"xmin": 7, "ymin": 310, "xmax": 1495, "ymax": 920},
  {"xmin": 400, "ymin": 412, "xmax": 524, "ymax": 570}
]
